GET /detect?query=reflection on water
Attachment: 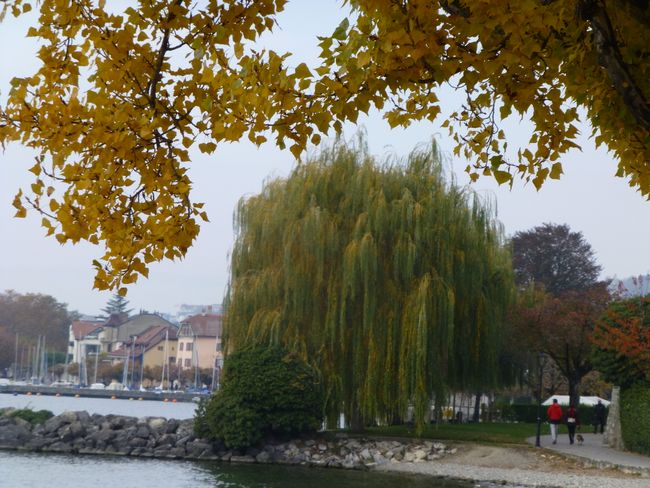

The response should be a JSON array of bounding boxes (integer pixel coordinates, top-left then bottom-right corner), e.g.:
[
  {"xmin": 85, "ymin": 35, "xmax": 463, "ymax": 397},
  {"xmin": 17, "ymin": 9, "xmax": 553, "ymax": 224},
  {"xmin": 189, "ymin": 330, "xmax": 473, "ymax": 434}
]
[
  {"xmin": 0, "ymin": 393, "xmax": 196, "ymax": 419},
  {"xmin": 0, "ymin": 451, "xmax": 476, "ymax": 488}
]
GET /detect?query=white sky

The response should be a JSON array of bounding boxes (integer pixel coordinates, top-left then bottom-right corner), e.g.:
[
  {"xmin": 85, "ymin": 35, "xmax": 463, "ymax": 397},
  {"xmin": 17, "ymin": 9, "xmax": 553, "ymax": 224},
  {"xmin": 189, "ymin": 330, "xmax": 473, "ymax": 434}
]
[{"xmin": 1, "ymin": 2, "xmax": 649, "ymax": 316}]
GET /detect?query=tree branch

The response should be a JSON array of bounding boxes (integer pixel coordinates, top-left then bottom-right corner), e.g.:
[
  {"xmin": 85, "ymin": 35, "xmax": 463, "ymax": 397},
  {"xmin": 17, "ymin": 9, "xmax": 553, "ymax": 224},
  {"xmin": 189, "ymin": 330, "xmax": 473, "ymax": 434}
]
[{"xmin": 581, "ymin": 1, "xmax": 650, "ymax": 132}]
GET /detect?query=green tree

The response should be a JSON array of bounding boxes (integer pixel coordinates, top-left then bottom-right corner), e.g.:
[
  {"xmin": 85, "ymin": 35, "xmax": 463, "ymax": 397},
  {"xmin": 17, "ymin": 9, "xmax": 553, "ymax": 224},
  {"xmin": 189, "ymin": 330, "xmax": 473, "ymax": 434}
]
[
  {"xmin": 100, "ymin": 293, "xmax": 133, "ymax": 318},
  {"xmin": 1, "ymin": 1, "xmax": 647, "ymax": 290},
  {"xmin": 195, "ymin": 345, "xmax": 323, "ymax": 449},
  {"xmin": 225, "ymin": 139, "xmax": 514, "ymax": 430}
]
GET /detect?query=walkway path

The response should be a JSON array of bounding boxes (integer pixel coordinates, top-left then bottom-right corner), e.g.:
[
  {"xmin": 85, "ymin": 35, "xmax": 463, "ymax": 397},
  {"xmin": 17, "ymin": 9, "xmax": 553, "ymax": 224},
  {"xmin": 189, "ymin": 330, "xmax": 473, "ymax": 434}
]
[{"xmin": 526, "ymin": 433, "xmax": 650, "ymax": 474}]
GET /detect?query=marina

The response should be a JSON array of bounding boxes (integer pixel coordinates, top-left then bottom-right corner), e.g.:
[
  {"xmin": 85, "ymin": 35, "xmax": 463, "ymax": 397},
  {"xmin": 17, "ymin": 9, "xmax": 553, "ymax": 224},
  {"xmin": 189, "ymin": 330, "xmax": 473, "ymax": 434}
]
[{"xmin": 0, "ymin": 383, "xmax": 203, "ymax": 403}]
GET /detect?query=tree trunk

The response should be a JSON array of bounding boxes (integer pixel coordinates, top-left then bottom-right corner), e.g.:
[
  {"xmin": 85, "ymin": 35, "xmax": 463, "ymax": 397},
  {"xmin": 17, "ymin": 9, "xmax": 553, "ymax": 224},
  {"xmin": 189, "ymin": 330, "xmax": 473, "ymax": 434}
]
[
  {"xmin": 350, "ymin": 405, "xmax": 365, "ymax": 433},
  {"xmin": 568, "ymin": 375, "xmax": 581, "ymax": 408},
  {"xmin": 472, "ymin": 392, "xmax": 482, "ymax": 422}
]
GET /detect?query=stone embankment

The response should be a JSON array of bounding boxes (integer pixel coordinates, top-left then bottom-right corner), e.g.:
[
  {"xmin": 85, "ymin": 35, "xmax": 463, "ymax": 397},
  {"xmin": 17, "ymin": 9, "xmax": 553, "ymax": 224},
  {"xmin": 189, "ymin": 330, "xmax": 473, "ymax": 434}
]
[{"xmin": 0, "ymin": 408, "xmax": 455, "ymax": 470}]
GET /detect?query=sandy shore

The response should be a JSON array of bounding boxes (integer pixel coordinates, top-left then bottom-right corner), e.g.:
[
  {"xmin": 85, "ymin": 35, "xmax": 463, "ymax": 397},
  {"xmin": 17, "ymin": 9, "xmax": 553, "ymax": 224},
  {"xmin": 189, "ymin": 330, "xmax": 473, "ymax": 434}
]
[{"xmin": 377, "ymin": 443, "xmax": 650, "ymax": 488}]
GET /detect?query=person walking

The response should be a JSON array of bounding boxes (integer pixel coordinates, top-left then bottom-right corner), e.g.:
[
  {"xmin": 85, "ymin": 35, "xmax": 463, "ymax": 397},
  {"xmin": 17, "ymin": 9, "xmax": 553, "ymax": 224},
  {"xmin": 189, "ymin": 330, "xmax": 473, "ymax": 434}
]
[
  {"xmin": 566, "ymin": 404, "xmax": 580, "ymax": 445},
  {"xmin": 547, "ymin": 398, "xmax": 563, "ymax": 444},
  {"xmin": 593, "ymin": 399, "xmax": 607, "ymax": 434}
]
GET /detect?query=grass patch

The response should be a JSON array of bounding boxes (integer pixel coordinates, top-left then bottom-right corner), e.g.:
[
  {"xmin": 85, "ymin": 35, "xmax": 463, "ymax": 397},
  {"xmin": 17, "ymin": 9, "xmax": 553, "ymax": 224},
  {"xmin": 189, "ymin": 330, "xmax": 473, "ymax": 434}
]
[
  {"xmin": 10, "ymin": 408, "xmax": 54, "ymax": 426},
  {"xmin": 360, "ymin": 422, "xmax": 539, "ymax": 445}
]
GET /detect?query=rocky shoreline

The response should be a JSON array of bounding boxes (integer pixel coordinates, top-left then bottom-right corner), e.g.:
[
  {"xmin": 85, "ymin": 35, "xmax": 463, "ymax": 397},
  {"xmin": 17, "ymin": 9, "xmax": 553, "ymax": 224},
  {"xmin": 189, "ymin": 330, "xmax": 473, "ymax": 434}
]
[{"xmin": 0, "ymin": 408, "xmax": 455, "ymax": 470}]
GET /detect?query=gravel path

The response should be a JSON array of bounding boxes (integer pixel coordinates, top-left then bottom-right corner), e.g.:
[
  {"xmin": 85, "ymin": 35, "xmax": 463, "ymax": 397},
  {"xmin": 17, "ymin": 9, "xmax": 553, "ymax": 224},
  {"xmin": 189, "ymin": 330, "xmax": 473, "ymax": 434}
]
[{"xmin": 376, "ymin": 444, "xmax": 650, "ymax": 488}]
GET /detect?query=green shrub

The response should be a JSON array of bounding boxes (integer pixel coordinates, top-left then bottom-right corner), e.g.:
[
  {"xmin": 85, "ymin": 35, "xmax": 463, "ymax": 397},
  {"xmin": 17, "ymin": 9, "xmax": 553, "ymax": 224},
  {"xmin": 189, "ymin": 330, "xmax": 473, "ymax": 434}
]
[
  {"xmin": 621, "ymin": 385, "xmax": 650, "ymax": 455},
  {"xmin": 11, "ymin": 408, "xmax": 53, "ymax": 425},
  {"xmin": 194, "ymin": 346, "xmax": 323, "ymax": 450},
  {"xmin": 493, "ymin": 402, "xmax": 606, "ymax": 425}
]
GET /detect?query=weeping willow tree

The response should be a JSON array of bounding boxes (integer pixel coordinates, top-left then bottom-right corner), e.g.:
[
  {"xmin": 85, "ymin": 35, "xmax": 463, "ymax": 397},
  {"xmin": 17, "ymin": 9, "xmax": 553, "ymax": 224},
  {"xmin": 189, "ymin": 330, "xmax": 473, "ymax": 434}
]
[{"xmin": 225, "ymin": 138, "xmax": 514, "ymax": 430}]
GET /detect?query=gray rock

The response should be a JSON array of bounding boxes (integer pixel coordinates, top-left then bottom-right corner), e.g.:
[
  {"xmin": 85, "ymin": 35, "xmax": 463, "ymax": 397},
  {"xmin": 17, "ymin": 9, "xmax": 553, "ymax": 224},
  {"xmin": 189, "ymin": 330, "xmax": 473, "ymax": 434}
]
[
  {"xmin": 256, "ymin": 451, "xmax": 271, "ymax": 463},
  {"xmin": 46, "ymin": 441, "xmax": 73, "ymax": 453},
  {"xmin": 231, "ymin": 455, "xmax": 255, "ymax": 463},
  {"xmin": 156, "ymin": 433, "xmax": 176, "ymax": 447},
  {"xmin": 26, "ymin": 437, "xmax": 51, "ymax": 451},
  {"xmin": 128, "ymin": 437, "xmax": 147, "ymax": 448},
  {"xmin": 76, "ymin": 411, "xmax": 91, "ymax": 424},
  {"xmin": 168, "ymin": 447, "xmax": 186, "ymax": 458},
  {"xmin": 135, "ymin": 425, "xmax": 151, "ymax": 439},
  {"xmin": 0, "ymin": 423, "xmax": 32, "ymax": 447},
  {"xmin": 165, "ymin": 419, "xmax": 179, "ymax": 434},
  {"xmin": 413, "ymin": 449, "xmax": 427, "ymax": 461},
  {"xmin": 147, "ymin": 417, "xmax": 167, "ymax": 433}
]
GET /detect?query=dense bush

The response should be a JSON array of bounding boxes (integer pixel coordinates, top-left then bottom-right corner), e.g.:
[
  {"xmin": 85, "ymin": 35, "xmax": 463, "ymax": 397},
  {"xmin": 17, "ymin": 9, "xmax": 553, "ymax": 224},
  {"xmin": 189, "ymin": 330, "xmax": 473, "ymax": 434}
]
[
  {"xmin": 495, "ymin": 403, "xmax": 607, "ymax": 426},
  {"xmin": 10, "ymin": 408, "xmax": 53, "ymax": 425},
  {"xmin": 621, "ymin": 385, "xmax": 650, "ymax": 455},
  {"xmin": 194, "ymin": 346, "xmax": 323, "ymax": 450}
]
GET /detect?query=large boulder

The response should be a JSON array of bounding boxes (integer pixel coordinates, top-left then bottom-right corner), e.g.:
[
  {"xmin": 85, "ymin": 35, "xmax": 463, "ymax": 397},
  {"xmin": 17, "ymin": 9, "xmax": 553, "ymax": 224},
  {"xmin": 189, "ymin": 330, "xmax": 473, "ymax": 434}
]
[{"xmin": 0, "ymin": 420, "xmax": 32, "ymax": 447}]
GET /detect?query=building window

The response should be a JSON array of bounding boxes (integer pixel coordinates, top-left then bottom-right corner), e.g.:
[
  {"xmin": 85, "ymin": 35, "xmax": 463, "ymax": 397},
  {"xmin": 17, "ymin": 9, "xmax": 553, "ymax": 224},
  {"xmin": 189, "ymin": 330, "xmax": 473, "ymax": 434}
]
[
  {"xmin": 68, "ymin": 341, "xmax": 74, "ymax": 347},
  {"xmin": 184, "ymin": 358, "xmax": 191, "ymax": 368},
  {"xmin": 179, "ymin": 343, "xmax": 184, "ymax": 351},
  {"xmin": 169, "ymin": 357, "xmax": 175, "ymax": 363},
  {"xmin": 157, "ymin": 346, "xmax": 163, "ymax": 351},
  {"xmin": 186, "ymin": 343, "xmax": 193, "ymax": 352}
]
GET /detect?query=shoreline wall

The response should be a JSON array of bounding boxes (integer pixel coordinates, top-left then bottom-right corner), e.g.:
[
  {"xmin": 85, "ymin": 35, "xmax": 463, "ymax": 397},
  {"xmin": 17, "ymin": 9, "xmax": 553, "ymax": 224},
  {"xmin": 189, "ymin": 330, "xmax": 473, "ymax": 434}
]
[{"xmin": 0, "ymin": 409, "xmax": 454, "ymax": 470}]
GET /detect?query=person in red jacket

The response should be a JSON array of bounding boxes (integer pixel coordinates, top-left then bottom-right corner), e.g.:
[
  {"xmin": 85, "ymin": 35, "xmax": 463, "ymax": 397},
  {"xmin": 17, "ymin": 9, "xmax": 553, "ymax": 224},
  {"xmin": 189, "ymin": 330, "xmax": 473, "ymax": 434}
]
[{"xmin": 547, "ymin": 398, "xmax": 563, "ymax": 444}]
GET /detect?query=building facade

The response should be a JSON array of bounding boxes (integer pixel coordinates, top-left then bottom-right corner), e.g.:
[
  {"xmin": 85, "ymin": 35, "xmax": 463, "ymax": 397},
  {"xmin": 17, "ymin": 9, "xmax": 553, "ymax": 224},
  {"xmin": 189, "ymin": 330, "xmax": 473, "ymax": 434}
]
[{"xmin": 176, "ymin": 313, "xmax": 222, "ymax": 371}]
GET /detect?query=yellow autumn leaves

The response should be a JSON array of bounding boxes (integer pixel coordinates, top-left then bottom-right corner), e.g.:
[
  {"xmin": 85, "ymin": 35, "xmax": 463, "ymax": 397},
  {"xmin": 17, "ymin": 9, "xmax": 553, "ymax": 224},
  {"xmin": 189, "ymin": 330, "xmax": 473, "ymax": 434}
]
[{"xmin": 0, "ymin": 0, "xmax": 648, "ymax": 292}]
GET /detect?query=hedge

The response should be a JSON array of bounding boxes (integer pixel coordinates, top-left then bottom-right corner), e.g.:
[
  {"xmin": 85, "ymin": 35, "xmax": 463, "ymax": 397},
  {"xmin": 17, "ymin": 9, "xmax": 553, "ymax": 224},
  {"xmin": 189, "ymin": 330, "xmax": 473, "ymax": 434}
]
[
  {"xmin": 621, "ymin": 386, "xmax": 650, "ymax": 455},
  {"xmin": 495, "ymin": 403, "xmax": 607, "ymax": 426}
]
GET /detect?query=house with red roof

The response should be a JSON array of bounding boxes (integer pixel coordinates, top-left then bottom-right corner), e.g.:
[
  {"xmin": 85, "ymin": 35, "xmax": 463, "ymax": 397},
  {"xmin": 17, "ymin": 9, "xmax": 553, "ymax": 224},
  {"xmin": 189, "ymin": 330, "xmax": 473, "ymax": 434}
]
[
  {"xmin": 67, "ymin": 319, "xmax": 105, "ymax": 364},
  {"xmin": 107, "ymin": 324, "xmax": 178, "ymax": 387}
]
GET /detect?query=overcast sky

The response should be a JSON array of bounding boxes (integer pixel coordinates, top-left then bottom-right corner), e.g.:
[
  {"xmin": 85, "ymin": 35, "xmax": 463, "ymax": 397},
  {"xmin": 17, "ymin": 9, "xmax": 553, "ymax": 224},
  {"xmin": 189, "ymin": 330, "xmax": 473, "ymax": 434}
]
[{"xmin": 1, "ymin": 2, "xmax": 649, "ymax": 316}]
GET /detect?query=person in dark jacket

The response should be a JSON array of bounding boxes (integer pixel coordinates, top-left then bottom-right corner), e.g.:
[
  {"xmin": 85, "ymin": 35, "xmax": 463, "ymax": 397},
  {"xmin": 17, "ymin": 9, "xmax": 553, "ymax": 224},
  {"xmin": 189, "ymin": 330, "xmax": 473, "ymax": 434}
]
[
  {"xmin": 546, "ymin": 398, "xmax": 563, "ymax": 444},
  {"xmin": 566, "ymin": 404, "xmax": 580, "ymax": 445},
  {"xmin": 593, "ymin": 399, "xmax": 607, "ymax": 433}
]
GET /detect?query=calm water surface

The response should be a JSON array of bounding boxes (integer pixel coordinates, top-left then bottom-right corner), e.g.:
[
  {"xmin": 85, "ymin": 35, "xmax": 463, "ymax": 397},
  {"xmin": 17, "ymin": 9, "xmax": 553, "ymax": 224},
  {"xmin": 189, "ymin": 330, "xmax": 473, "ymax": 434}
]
[
  {"xmin": 0, "ymin": 451, "xmax": 480, "ymax": 488},
  {"xmin": 0, "ymin": 393, "xmax": 196, "ymax": 418}
]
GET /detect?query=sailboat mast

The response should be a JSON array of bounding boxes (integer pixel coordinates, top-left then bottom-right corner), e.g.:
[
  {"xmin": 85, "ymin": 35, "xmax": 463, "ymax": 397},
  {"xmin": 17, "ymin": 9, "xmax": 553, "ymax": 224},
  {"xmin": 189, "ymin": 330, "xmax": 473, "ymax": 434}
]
[
  {"xmin": 13, "ymin": 333, "xmax": 19, "ymax": 381},
  {"xmin": 161, "ymin": 329, "xmax": 169, "ymax": 389},
  {"xmin": 121, "ymin": 338, "xmax": 130, "ymax": 386}
]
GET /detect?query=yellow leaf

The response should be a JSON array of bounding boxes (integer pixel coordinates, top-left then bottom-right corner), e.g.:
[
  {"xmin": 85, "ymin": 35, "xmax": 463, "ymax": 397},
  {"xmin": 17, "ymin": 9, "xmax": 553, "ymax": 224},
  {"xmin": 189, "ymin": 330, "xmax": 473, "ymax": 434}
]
[
  {"xmin": 549, "ymin": 162, "xmax": 563, "ymax": 180},
  {"xmin": 29, "ymin": 162, "xmax": 41, "ymax": 176},
  {"xmin": 294, "ymin": 63, "xmax": 312, "ymax": 79},
  {"xmin": 493, "ymin": 170, "xmax": 511, "ymax": 185}
]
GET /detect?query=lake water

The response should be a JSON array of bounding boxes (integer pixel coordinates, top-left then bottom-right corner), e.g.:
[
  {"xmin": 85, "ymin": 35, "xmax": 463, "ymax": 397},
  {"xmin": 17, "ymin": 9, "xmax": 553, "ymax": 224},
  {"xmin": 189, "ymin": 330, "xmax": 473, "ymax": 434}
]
[
  {"xmin": 0, "ymin": 451, "xmax": 480, "ymax": 488},
  {"xmin": 0, "ymin": 393, "xmax": 196, "ymax": 419}
]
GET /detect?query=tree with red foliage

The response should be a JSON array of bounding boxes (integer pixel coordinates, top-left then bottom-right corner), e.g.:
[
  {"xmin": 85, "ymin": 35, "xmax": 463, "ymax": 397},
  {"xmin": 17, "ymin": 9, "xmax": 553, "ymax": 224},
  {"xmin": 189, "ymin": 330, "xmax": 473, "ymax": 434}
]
[
  {"xmin": 592, "ymin": 297, "xmax": 650, "ymax": 386},
  {"xmin": 513, "ymin": 284, "xmax": 611, "ymax": 406}
]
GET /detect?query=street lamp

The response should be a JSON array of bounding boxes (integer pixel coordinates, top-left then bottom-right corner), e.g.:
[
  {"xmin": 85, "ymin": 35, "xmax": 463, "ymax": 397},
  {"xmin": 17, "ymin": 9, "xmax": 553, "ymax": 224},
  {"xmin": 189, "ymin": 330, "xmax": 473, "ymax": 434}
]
[{"xmin": 535, "ymin": 352, "xmax": 548, "ymax": 447}]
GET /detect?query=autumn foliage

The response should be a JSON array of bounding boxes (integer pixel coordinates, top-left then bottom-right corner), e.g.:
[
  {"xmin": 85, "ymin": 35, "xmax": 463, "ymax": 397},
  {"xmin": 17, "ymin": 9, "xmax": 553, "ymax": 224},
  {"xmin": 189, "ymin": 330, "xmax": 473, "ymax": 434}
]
[
  {"xmin": 511, "ymin": 284, "xmax": 611, "ymax": 406},
  {"xmin": 1, "ymin": 1, "xmax": 648, "ymax": 290},
  {"xmin": 592, "ymin": 297, "xmax": 650, "ymax": 385}
]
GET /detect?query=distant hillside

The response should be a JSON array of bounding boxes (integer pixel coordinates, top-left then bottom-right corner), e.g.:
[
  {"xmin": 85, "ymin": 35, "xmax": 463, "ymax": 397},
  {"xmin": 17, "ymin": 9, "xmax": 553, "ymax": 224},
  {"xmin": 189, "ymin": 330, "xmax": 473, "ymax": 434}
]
[{"xmin": 610, "ymin": 275, "xmax": 650, "ymax": 298}]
